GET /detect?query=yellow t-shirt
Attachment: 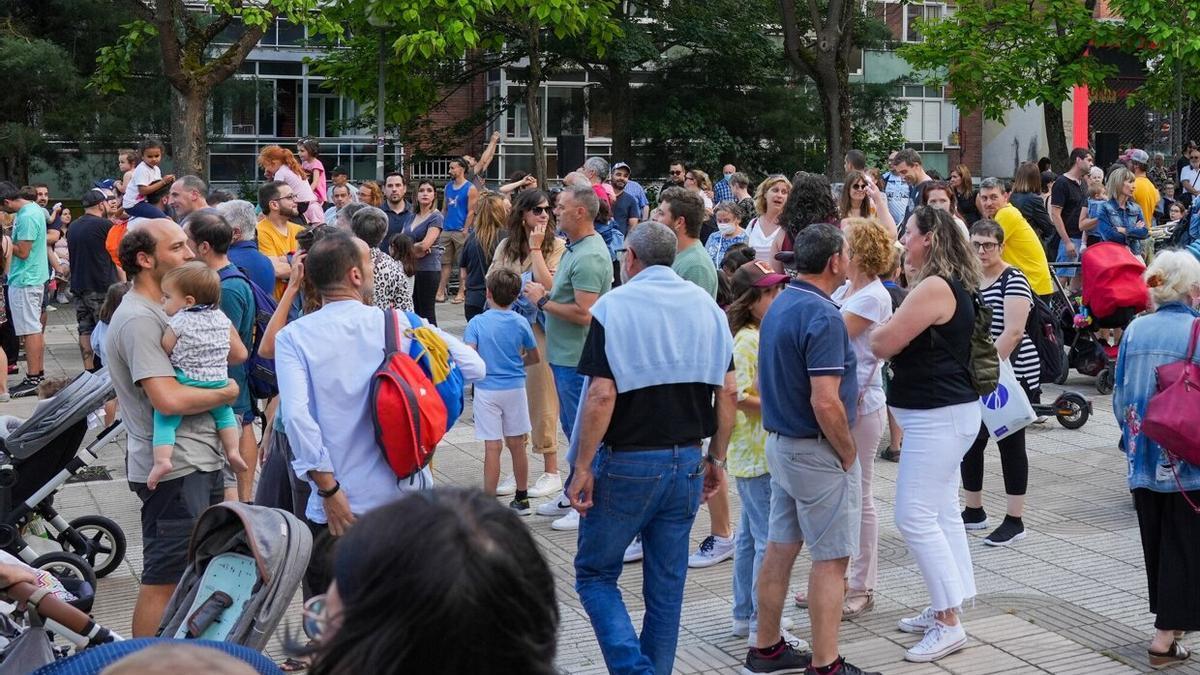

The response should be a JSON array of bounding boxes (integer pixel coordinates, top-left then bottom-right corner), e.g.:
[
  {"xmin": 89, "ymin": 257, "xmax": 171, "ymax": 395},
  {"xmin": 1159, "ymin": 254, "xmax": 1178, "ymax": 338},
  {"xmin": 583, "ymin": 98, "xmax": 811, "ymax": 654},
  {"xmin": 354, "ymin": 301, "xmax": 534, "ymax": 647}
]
[
  {"xmin": 995, "ymin": 204, "xmax": 1052, "ymax": 296},
  {"xmin": 1132, "ymin": 176, "xmax": 1159, "ymax": 232},
  {"xmin": 256, "ymin": 219, "xmax": 304, "ymax": 299}
]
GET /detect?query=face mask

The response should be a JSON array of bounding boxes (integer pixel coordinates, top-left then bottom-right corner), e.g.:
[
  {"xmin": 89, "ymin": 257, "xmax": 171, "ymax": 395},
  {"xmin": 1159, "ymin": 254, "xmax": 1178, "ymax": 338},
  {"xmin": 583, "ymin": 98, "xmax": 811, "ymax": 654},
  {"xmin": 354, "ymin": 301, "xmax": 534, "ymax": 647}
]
[
  {"xmin": 718, "ymin": 221, "xmax": 737, "ymax": 235},
  {"xmin": 724, "ymin": 172, "xmax": 734, "ymax": 181}
]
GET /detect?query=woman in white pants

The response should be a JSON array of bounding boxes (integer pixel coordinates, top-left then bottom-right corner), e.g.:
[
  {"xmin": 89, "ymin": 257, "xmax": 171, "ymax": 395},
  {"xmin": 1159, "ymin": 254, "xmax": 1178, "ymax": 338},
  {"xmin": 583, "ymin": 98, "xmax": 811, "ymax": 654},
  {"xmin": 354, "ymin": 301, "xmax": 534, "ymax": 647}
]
[
  {"xmin": 831, "ymin": 218, "xmax": 895, "ymax": 619},
  {"xmin": 871, "ymin": 206, "xmax": 983, "ymax": 663}
]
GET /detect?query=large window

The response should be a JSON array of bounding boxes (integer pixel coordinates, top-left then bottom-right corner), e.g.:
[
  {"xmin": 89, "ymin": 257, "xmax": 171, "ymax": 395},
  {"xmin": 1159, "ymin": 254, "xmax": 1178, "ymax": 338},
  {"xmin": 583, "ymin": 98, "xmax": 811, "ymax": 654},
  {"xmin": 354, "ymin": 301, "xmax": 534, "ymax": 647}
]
[
  {"xmin": 504, "ymin": 83, "xmax": 590, "ymax": 140},
  {"xmin": 897, "ymin": 84, "xmax": 959, "ymax": 151},
  {"xmin": 903, "ymin": 3, "xmax": 944, "ymax": 43}
]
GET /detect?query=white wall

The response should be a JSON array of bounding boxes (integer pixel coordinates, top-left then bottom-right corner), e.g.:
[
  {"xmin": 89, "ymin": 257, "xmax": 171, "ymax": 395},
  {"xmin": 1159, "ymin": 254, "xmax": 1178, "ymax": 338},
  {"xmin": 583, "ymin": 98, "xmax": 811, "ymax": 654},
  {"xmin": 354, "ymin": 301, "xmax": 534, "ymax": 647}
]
[{"xmin": 981, "ymin": 96, "xmax": 1075, "ymax": 179}]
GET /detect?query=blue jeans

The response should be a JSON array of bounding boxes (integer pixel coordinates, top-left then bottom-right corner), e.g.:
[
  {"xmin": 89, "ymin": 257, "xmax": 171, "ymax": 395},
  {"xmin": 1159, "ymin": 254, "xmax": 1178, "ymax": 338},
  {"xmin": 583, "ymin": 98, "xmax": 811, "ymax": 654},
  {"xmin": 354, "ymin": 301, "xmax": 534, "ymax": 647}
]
[
  {"xmin": 551, "ymin": 364, "xmax": 586, "ymax": 490},
  {"xmin": 733, "ymin": 473, "xmax": 772, "ymax": 625},
  {"xmin": 1056, "ymin": 237, "xmax": 1082, "ymax": 277},
  {"xmin": 575, "ymin": 446, "xmax": 704, "ymax": 675}
]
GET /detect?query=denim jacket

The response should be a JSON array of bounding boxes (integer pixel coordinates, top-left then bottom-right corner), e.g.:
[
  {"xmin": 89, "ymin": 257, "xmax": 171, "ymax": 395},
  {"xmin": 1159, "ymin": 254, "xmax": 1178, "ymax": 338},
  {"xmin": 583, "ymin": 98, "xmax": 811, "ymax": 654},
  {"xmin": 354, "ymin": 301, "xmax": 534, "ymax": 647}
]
[
  {"xmin": 1095, "ymin": 198, "xmax": 1149, "ymax": 254},
  {"xmin": 1113, "ymin": 302, "xmax": 1200, "ymax": 492}
]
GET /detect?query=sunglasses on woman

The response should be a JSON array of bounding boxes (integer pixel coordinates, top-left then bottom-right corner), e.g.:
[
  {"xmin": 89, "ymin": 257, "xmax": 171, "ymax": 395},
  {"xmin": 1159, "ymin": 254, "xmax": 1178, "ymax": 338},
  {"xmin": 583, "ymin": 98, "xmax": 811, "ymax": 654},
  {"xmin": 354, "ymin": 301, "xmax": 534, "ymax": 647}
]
[{"xmin": 529, "ymin": 205, "xmax": 551, "ymax": 215}]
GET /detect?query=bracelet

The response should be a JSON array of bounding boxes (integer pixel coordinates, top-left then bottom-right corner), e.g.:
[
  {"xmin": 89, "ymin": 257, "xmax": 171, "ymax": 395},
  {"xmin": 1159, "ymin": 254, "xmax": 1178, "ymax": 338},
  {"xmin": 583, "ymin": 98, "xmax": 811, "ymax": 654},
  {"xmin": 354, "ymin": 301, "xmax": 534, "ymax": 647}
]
[
  {"xmin": 536, "ymin": 295, "xmax": 549, "ymax": 310},
  {"xmin": 317, "ymin": 481, "xmax": 341, "ymax": 498},
  {"xmin": 705, "ymin": 454, "xmax": 727, "ymax": 470}
]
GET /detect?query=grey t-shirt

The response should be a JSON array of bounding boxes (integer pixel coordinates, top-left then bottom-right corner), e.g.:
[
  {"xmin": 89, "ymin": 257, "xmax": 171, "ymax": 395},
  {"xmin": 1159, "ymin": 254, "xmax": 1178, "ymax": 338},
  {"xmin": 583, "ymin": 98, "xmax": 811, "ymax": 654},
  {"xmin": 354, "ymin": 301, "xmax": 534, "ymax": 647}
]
[{"xmin": 106, "ymin": 291, "xmax": 225, "ymax": 484}]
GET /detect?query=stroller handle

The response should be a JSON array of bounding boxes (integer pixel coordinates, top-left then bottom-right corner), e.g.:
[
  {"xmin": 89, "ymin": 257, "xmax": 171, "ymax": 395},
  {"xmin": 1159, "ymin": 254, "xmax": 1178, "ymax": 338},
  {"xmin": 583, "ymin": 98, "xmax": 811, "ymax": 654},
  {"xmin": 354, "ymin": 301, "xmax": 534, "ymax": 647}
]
[{"xmin": 1049, "ymin": 261, "xmax": 1082, "ymax": 270}]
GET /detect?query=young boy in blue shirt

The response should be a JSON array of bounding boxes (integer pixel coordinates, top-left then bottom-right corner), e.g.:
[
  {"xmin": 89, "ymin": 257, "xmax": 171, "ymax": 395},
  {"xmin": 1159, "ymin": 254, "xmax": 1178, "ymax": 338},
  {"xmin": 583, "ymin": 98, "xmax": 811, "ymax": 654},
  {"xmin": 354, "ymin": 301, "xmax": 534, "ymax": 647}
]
[{"xmin": 464, "ymin": 268, "xmax": 540, "ymax": 514}]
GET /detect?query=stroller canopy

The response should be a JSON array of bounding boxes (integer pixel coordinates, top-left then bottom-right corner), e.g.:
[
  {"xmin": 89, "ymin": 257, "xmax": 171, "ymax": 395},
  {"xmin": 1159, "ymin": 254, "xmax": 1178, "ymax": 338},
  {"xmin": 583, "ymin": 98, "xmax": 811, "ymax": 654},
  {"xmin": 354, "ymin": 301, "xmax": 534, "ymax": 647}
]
[
  {"xmin": 1081, "ymin": 242, "xmax": 1150, "ymax": 321},
  {"xmin": 2, "ymin": 370, "xmax": 114, "ymax": 460}
]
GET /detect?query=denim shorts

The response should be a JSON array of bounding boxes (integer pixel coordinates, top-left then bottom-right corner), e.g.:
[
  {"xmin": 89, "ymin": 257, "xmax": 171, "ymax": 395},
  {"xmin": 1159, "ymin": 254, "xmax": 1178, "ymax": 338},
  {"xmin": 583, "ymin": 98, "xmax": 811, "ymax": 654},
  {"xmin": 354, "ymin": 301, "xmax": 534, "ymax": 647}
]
[
  {"xmin": 8, "ymin": 285, "xmax": 43, "ymax": 336},
  {"xmin": 765, "ymin": 434, "xmax": 861, "ymax": 561},
  {"xmin": 1056, "ymin": 238, "xmax": 1082, "ymax": 277}
]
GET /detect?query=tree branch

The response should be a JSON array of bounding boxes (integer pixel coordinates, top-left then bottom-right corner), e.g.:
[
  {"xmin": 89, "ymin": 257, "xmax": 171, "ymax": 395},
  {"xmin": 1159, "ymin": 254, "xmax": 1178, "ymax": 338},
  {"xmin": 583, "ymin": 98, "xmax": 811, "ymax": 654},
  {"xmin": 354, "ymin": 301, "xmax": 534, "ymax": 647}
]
[
  {"xmin": 202, "ymin": 21, "xmax": 270, "ymax": 88},
  {"xmin": 154, "ymin": 0, "xmax": 189, "ymax": 91}
]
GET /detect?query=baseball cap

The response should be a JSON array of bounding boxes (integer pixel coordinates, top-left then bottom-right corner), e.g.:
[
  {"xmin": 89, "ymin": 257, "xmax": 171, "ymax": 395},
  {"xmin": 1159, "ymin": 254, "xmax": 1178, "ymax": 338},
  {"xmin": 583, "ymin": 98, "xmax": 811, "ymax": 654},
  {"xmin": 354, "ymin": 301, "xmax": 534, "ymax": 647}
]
[
  {"xmin": 612, "ymin": 161, "xmax": 631, "ymax": 172},
  {"xmin": 80, "ymin": 188, "xmax": 108, "ymax": 207},
  {"xmin": 93, "ymin": 178, "xmax": 117, "ymax": 191},
  {"xmin": 731, "ymin": 260, "xmax": 789, "ymax": 296},
  {"xmin": 1129, "ymin": 149, "xmax": 1150, "ymax": 165}
]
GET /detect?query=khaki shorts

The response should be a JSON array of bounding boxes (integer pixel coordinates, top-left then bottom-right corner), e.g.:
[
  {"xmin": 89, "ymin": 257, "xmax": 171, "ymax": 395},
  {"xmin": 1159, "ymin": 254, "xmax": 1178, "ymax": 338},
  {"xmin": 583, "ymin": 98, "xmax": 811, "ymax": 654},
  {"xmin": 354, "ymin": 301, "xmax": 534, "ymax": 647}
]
[{"xmin": 438, "ymin": 230, "xmax": 468, "ymax": 268}]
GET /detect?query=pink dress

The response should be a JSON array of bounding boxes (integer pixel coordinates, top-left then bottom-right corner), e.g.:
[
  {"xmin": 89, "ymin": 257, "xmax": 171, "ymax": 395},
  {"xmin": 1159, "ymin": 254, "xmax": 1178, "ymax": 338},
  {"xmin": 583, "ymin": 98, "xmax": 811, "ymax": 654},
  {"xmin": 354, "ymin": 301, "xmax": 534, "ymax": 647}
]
[
  {"xmin": 273, "ymin": 165, "xmax": 324, "ymax": 224},
  {"xmin": 302, "ymin": 158, "xmax": 327, "ymax": 205}
]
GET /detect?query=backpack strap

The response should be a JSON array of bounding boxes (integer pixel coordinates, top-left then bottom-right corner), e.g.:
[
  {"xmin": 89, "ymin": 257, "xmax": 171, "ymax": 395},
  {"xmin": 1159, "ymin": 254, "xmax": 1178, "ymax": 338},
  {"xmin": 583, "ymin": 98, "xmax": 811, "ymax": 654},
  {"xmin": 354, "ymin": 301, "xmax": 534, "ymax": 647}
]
[
  {"xmin": 384, "ymin": 309, "xmax": 400, "ymax": 354},
  {"xmin": 403, "ymin": 311, "xmax": 425, "ymax": 360}
]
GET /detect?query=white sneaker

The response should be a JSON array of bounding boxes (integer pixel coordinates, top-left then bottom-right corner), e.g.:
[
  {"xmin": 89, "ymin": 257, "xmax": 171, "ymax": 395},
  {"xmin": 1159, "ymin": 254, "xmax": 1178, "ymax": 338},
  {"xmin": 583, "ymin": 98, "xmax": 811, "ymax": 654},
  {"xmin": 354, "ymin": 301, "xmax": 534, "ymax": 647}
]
[
  {"xmin": 528, "ymin": 472, "xmax": 562, "ymax": 498},
  {"xmin": 904, "ymin": 620, "xmax": 967, "ymax": 662},
  {"xmin": 897, "ymin": 606, "xmax": 938, "ymax": 634},
  {"xmin": 551, "ymin": 509, "xmax": 580, "ymax": 531},
  {"xmin": 496, "ymin": 475, "xmax": 517, "ymax": 496},
  {"xmin": 535, "ymin": 493, "xmax": 571, "ymax": 517},
  {"xmin": 733, "ymin": 616, "xmax": 794, "ymax": 638},
  {"xmin": 688, "ymin": 534, "xmax": 735, "ymax": 568},
  {"xmin": 748, "ymin": 627, "xmax": 808, "ymax": 652},
  {"xmin": 624, "ymin": 536, "xmax": 643, "ymax": 563},
  {"xmin": 0, "ymin": 393, "xmax": 9, "ymax": 403}
]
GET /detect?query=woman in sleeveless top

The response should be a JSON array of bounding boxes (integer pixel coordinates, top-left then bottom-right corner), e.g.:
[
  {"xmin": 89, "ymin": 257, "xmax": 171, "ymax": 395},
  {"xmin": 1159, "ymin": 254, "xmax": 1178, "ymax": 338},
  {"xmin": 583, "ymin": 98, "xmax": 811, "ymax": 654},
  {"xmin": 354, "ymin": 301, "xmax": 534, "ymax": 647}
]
[
  {"xmin": 871, "ymin": 206, "xmax": 983, "ymax": 664},
  {"xmin": 960, "ymin": 220, "xmax": 1041, "ymax": 547},
  {"xmin": 405, "ymin": 180, "xmax": 445, "ymax": 325},
  {"xmin": 745, "ymin": 175, "xmax": 790, "ymax": 270},
  {"xmin": 490, "ymin": 190, "xmax": 567, "ymax": 496}
]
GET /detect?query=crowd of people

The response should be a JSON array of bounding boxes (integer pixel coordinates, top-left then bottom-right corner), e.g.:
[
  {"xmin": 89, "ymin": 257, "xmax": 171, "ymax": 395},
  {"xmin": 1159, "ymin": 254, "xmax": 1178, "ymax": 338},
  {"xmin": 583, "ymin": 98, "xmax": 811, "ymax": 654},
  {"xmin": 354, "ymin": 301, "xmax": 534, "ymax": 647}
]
[{"xmin": 1, "ymin": 135, "xmax": 1199, "ymax": 675}]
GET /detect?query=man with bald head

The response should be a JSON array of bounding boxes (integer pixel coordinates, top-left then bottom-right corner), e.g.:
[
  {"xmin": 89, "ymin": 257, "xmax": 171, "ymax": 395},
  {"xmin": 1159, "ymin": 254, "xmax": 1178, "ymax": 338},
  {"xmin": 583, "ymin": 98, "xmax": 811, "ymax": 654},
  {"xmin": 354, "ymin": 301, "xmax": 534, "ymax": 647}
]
[{"xmin": 107, "ymin": 218, "xmax": 239, "ymax": 637}]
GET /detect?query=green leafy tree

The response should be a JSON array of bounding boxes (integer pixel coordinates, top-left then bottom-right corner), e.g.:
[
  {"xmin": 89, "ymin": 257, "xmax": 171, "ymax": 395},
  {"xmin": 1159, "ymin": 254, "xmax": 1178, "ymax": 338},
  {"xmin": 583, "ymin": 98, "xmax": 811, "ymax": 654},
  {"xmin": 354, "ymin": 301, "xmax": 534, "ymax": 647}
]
[
  {"xmin": 900, "ymin": 0, "xmax": 1116, "ymax": 170},
  {"xmin": 777, "ymin": 0, "xmax": 865, "ymax": 178},
  {"xmin": 92, "ymin": 0, "xmax": 338, "ymax": 178},
  {"xmin": 0, "ymin": 34, "xmax": 85, "ymax": 183}
]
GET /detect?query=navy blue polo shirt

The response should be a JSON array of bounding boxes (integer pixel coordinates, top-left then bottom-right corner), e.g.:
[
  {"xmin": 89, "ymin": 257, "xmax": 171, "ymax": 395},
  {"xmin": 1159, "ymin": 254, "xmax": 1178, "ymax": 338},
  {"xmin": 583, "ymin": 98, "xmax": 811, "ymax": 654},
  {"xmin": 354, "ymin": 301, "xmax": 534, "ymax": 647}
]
[{"xmin": 758, "ymin": 279, "xmax": 858, "ymax": 438}]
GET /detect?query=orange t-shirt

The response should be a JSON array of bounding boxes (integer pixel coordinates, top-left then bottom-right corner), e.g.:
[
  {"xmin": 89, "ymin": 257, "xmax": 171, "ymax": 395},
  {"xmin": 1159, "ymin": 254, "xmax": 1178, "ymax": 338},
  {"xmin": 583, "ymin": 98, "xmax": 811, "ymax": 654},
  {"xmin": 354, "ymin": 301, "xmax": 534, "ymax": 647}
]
[{"xmin": 105, "ymin": 219, "xmax": 128, "ymax": 270}]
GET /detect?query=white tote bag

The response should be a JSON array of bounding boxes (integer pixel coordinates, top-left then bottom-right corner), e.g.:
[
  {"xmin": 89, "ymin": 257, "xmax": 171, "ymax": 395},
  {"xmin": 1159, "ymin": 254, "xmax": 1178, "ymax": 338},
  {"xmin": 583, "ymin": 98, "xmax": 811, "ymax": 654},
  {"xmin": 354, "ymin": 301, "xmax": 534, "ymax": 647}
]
[{"xmin": 979, "ymin": 359, "xmax": 1036, "ymax": 440}]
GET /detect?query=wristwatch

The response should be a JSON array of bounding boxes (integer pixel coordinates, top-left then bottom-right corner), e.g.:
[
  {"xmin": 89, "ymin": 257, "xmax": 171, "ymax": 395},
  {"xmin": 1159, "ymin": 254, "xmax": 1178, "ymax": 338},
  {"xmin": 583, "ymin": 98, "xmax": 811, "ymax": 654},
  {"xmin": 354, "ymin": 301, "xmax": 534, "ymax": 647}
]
[
  {"xmin": 536, "ymin": 295, "xmax": 550, "ymax": 310},
  {"xmin": 317, "ymin": 481, "xmax": 341, "ymax": 498},
  {"xmin": 705, "ymin": 454, "xmax": 727, "ymax": 470}
]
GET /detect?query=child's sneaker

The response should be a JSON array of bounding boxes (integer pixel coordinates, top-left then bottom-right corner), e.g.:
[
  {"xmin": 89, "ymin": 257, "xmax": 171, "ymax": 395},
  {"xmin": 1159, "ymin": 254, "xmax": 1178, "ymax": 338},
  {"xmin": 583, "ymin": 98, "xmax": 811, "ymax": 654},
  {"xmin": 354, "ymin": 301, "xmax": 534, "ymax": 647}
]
[
  {"xmin": 496, "ymin": 474, "xmax": 517, "ymax": 496},
  {"xmin": 509, "ymin": 497, "xmax": 531, "ymax": 516}
]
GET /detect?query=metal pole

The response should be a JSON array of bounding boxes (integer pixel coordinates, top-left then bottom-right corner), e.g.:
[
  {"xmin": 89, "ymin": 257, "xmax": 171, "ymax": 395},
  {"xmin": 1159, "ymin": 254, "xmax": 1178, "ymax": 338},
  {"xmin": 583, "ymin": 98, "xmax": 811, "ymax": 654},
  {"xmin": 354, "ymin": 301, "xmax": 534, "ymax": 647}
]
[{"xmin": 376, "ymin": 29, "xmax": 386, "ymax": 182}]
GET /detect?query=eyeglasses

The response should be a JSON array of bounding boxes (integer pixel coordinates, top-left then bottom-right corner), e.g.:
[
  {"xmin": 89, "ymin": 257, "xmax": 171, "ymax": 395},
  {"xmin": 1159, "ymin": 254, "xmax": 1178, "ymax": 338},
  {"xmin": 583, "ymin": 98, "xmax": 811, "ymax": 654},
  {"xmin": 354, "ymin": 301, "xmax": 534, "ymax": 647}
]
[
  {"xmin": 302, "ymin": 594, "xmax": 328, "ymax": 639},
  {"xmin": 276, "ymin": 194, "xmax": 297, "ymax": 202},
  {"xmin": 972, "ymin": 241, "xmax": 999, "ymax": 252},
  {"xmin": 850, "ymin": 183, "xmax": 867, "ymax": 190},
  {"xmin": 529, "ymin": 205, "xmax": 551, "ymax": 215}
]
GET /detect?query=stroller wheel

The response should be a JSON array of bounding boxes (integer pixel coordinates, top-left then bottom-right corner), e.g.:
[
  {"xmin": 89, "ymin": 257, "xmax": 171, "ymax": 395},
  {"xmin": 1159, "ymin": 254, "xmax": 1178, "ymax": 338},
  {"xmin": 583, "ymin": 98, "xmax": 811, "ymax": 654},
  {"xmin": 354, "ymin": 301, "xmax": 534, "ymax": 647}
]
[
  {"xmin": 1054, "ymin": 392, "xmax": 1091, "ymax": 430},
  {"xmin": 30, "ymin": 551, "xmax": 98, "ymax": 594},
  {"xmin": 1096, "ymin": 368, "xmax": 1115, "ymax": 396},
  {"xmin": 57, "ymin": 515, "xmax": 126, "ymax": 578}
]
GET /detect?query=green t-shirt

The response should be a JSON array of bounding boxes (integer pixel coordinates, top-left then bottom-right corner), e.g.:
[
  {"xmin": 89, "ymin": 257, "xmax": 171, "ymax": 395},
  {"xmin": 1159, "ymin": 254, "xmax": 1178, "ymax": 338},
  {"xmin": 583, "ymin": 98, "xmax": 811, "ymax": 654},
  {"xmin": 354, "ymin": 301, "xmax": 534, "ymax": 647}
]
[
  {"xmin": 219, "ymin": 264, "xmax": 256, "ymax": 416},
  {"xmin": 672, "ymin": 240, "xmax": 718, "ymax": 299},
  {"xmin": 8, "ymin": 202, "xmax": 49, "ymax": 287},
  {"xmin": 546, "ymin": 233, "xmax": 612, "ymax": 367}
]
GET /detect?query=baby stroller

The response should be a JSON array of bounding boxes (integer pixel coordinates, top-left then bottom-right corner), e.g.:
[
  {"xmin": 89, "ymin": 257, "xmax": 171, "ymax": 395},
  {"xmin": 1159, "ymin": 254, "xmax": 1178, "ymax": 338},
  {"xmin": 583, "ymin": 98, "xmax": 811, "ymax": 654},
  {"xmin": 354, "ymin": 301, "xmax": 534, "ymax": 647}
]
[
  {"xmin": 0, "ymin": 555, "xmax": 122, "ymax": 672},
  {"xmin": 1051, "ymin": 243, "xmax": 1150, "ymax": 394},
  {"xmin": 0, "ymin": 370, "xmax": 128, "ymax": 587},
  {"xmin": 157, "ymin": 502, "xmax": 311, "ymax": 650}
]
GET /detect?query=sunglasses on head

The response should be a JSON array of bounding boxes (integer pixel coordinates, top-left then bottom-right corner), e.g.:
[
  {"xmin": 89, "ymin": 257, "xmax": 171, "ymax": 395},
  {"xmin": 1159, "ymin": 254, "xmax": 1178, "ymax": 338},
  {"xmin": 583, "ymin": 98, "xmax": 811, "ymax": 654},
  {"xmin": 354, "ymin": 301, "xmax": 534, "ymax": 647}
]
[{"xmin": 529, "ymin": 205, "xmax": 551, "ymax": 215}]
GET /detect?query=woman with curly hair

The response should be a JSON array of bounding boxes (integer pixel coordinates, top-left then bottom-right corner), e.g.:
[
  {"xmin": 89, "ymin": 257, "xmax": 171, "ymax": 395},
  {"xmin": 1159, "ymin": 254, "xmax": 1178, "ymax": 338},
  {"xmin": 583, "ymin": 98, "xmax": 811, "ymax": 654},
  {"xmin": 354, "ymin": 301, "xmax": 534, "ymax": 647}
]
[
  {"xmin": 773, "ymin": 172, "xmax": 839, "ymax": 270},
  {"xmin": 831, "ymin": 218, "xmax": 895, "ymax": 620},
  {"xmin": 358, "ymin": 181, "xmax": 383, "ymax": 208}
]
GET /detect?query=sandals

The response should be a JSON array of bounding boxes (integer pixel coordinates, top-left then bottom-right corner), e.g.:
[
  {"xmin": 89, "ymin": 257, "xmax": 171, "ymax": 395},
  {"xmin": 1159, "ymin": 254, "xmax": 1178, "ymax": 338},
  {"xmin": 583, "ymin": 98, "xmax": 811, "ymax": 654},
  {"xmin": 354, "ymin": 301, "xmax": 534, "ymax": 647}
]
[
  {"xmin": 841, "ymin": 590, "xmax": 875, "ymax": 620},
  {"xmin": 279, "ymin": 657, "xmax": 311, "ymax": 672},
  {"xmin": 1149, "ymin": 641, "xmax": 1190, "ymax": 669},
  {"xmin": 880, "ymin": 448, "xmax": 901, "ymax": 462},
  {"xmin": 450, "ymin": 296, "xmax": 465, "ymax": 304}
]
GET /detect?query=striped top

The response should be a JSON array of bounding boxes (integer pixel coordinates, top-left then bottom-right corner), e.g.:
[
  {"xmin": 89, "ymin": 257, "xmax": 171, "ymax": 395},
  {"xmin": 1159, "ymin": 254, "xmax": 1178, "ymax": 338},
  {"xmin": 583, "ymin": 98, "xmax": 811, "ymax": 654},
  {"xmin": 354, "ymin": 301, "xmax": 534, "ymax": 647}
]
[{"xmin": 981, "ymin": 266, "xmax": 1040, "ymax": 389}]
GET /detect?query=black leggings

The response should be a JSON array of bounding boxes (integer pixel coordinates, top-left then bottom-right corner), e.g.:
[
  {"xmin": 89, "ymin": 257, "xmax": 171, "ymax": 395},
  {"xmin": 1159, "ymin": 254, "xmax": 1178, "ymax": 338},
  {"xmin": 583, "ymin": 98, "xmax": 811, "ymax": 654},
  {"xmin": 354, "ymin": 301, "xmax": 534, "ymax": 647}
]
[
  {"xmin": 961, "ymin": 388, "xmax": 1040, "ymax": 496},
  {"xmin": 412, "ymin": 270, "xmax": 440, "ymax": 325},
  {"xmin": 1, "ymin": 286, "xmax": 16, "ymax": 364}
]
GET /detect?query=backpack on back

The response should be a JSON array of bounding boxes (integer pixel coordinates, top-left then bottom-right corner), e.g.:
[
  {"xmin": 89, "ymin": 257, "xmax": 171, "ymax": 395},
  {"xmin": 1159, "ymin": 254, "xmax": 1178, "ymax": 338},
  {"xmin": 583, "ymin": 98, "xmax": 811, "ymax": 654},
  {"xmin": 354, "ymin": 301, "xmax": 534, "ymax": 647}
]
[
  {"xmin": 217, "ymin": 266, "xmax": 279, "ymax": 400},
  {"xmin": 370, "ymin": 310, "xmax": 465, "ymax": 480},
  {"xmin": 933, "ymin": 278, "xmax": 1000, "ymax": 396}
]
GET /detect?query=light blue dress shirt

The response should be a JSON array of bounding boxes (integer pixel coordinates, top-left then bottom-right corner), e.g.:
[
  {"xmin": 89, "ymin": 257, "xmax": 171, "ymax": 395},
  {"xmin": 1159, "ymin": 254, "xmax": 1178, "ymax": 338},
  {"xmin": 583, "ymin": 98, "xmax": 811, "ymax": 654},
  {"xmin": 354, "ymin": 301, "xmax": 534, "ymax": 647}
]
[{"xmin": 277, "ymin": 300, "xmax": 486, "ymax": 524}]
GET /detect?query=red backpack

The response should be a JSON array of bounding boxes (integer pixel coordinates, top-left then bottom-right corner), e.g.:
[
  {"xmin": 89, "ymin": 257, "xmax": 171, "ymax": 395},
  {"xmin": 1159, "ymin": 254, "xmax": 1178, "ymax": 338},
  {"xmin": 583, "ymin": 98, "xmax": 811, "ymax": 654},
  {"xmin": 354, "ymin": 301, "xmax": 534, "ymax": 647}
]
[{"xmin": 370, "ymin": 310, "xmax": 448, "ymax": 479}]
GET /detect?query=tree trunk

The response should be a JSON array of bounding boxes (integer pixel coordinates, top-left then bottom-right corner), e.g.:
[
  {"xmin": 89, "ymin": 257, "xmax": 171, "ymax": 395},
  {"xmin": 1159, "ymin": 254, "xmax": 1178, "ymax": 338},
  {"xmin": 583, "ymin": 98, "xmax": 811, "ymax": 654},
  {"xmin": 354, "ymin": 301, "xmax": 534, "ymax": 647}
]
[
  {"xmin": 1043, "ymin": 100, "xmax": 1069, "ymax": 173},
  {"xmin": 607, "ymin": 62, "xmax": 633, "ymax": 163},
  {"xmin": 171, "ymin": 87, "xmax": 210, "ymax": 179},
  {"xmin": 526, "ymin": 22, "xmax": 547, "ymax": 188},
  {"xmin": 814, "ymin": 60, "xmax": 852, "ymax": 180}
]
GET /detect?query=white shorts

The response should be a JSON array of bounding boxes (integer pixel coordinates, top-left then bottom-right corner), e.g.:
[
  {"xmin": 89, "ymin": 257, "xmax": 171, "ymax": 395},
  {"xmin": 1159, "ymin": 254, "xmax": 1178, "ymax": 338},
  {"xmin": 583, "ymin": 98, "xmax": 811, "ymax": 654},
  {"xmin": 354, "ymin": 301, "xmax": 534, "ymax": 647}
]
[
  {"xmin": 8, "ymin": 285, "xmax": 44, "ymax": 336},
  {"xmin": 473, "ymin": 386, "xmax": 531, "ymax": 441}
]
